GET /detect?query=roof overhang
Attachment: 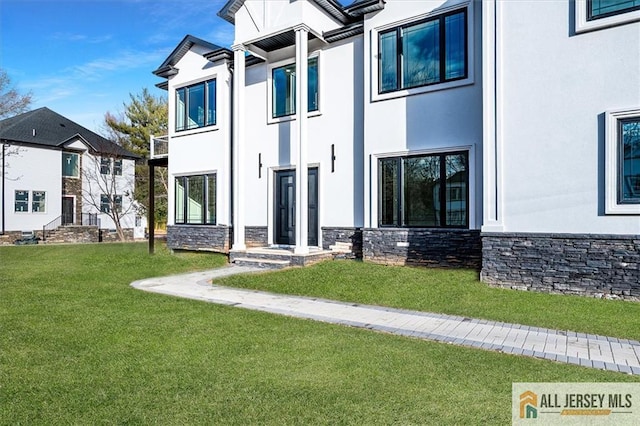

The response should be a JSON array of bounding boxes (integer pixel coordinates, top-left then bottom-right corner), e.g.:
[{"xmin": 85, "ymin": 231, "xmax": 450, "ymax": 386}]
[{"xmin": 218, "ymin": 0, "xmax": 351, "ymax": 25}]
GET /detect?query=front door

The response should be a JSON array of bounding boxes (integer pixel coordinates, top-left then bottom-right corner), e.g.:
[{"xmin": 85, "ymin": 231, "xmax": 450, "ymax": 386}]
[
  {"xmin": 62, "ymin": 197, "xmax": 74, "ymax": 225},
  {"xmin": 274, "ymin": 168, "xmax": 318, "ymax": 246}
]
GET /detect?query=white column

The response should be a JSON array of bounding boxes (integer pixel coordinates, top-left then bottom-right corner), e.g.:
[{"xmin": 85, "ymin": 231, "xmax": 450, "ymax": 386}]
[
  {"xmin": 294, "ymin": 25, "xmax": 309, "ymax": 254},
  {"xmin": 232, "ymin": 44, "xmax": 247, "ymax": 250}
]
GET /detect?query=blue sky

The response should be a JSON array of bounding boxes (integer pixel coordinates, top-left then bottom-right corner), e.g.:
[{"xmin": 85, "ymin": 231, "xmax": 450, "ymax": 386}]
[{"xmin": 0, "ymin": 0, "xmax": 236, "ymax": 132}]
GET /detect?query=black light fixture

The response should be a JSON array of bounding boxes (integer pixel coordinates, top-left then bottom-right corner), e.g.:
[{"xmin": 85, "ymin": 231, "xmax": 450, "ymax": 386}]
[
  {"xmin": 331, "ymin": 144, "xmax": 336, "ymax": 173},
  {"xmin": 258, "ymin": 153, "xmax": 263, "ymax": 178}
]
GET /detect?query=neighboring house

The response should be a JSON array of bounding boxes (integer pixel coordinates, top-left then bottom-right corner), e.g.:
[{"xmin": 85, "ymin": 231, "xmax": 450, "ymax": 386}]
[
  {"xmin": 151, "ymin": 0, "xmax": 639, "ymax": 297},
  {"xmin": 0, "ymin": 107, "xmax": 144, "ymax": 242}
]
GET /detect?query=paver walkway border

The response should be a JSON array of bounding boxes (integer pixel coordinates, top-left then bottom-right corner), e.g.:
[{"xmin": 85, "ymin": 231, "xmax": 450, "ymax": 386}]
[{"xmin": 131, "ymin": 266, "xmax": 640, "ymax": 375}]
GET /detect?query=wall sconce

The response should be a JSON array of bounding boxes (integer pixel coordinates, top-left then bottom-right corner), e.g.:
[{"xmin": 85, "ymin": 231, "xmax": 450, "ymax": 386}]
[
  {"xmin": 258, "ymin": 153, "xmax": 263, "ymax": 179},
  {"xmin": 331, "ymin": 144, "xmax": 336, "ymax": 173}
]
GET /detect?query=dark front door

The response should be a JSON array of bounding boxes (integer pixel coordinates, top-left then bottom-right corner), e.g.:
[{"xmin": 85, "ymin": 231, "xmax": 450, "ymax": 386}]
[
  {"xmin": 62, "ymin": 197, "xmax": 74, "ymax": 225},
  {"xmin": 274, "ymin": 168, "xmax": 318, "ymax": 246}
]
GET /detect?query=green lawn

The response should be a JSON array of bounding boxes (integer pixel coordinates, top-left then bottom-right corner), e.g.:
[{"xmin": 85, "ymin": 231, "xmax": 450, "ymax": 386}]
[
  {"xmin": 1, "ymin": 243, "xmax": 638, "ymax": 425},
  {"xmin": 217, "ymin": 260, "xmax": 640, "ymax": 341}
]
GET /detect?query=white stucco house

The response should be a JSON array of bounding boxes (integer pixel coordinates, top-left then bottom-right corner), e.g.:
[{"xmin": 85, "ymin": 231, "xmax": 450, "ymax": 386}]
[
  {"xmin": 0, "ymin": 107, "xmax": 145, "ymax": 243},
  {"xmin": 151, "ymin": 0, "xmax": 639, "ymax": 297}
]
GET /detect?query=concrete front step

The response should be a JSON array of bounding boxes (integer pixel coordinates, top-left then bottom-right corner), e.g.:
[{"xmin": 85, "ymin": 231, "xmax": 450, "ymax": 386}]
[{"xmin": 229, "ymin": 247, "xmax": 335, "ymax": 269}]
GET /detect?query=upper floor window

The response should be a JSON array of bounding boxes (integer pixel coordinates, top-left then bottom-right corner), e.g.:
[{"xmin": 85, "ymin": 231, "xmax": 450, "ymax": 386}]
[
  {"xmin": 101, "ymin": 158, "xmax": 123, "ymax": 175},
  {"xmin": 272, "ymin": 57, "xmax": 319, "ymax": 119},
  {"xmin": 588, "ymin": 0, "xmax": 640, "ymax": 20},
  {"xmin": 605, "ymin": 108, "xmax": 640, "ymax": 214},
  {"xmin": 62, "ymin": 152, "xmax": 79, "ymax": 177},
  {"xmin": 14, "ymin": 190, "xmax": 28, "ymax": 212},
  {"xmin": 379, "ymin": 10, "xmax": 467, "ymax": 93},
  {"xmin": 176, "ymin": 79, "xmax": 216, "ymax": 131},
  {"xmin": 100, "ymin": 194, "xmax": 122, "ymax": 213},
  {"xmin": 174, "ymin": 174, "xmax": 216, "ymax": 225},
  {"xmin": 379, "ymin": 151, "xmax": 468, "ymax": 228}
]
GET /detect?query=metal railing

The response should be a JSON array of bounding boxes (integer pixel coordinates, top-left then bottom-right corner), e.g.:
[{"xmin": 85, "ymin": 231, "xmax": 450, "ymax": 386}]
[
  {"xmin": 150, "ymin": 135, "xmax": 169, "ymax": 159},
  {"xmin": 42, "ymin": 213, "xmax": 100, "ymax": 241}
]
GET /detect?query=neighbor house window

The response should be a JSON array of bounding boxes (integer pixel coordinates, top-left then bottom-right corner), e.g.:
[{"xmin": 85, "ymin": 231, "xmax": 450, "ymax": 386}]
[
  {"xmin": 175, "ymin": 79, "xmax": 216, "ymax": 131},
  {"xmin": 588, "ymin": 0, "xmax": 640, "ymax": 20},
  {"xmin": 272, "ymin": 57, "xmax": 319, "ymax": 118},
  {"xmin": 113, "ymin": 159, "xmax": 122, "ymax": 176},
  {"xmin": 606, "ymin": 109, "xmax": 640, "ymax": 214},
  {"xmin": 14, "ymin": 190, "xmax": 28, "ymax": 212},
  {"xmin": 32, "ymin": 191, "xmax": 46, "ymax": 213},
  {"xmin": 379, "ymin": 9, "xmax": 467, "ymax": 93},
  {"xmin": 100, "ymin": 157, "xmax": 111, "ymax": 175},
  {"xmin": 174, "ymin": 174, "xmax": 216, "ymax": 224},
  {"xmin": 100, "ymin": 194, "xmax": 122, "ymax": 213},
  {"xmin": 379, "ymin": 152, "xmax": 468, "ymax": 227},
  {"xmin": 62, "ymin": 152, "xmax": 79, "ymax": 177}
]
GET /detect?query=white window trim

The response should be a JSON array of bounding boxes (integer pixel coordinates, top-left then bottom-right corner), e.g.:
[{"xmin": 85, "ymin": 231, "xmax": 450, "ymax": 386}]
[
  {"xmin": 575, "ymin": 0, "xmax": 640, "ymax": 33},
  {"xmin": 172, "ymin": 74, "xmax": 220, "ymax": 135},
  {"xmin": 371, "ymin": 1, "xmax": 474, "ymax": 103},
  {"xmin": 370, "ymin": 145, "xmax": 476, "ymax": 229},
  {"xmin": 62, "ymin": 152, "xmax": 80, "ymax": 179},
  {"xmin": 266, "ymin": 51, "xmax": 322, "ymax": 125},
  {"xmin": 31, "ymin": 190, "xmax": 47, "ymax": 214},
  {"xmin": 14, "ymin": 190, "xmax": 30, "ymax": 213},
  {"xmin": 605, "ymin": 107, "xmax": 640, "ymax": 214}
]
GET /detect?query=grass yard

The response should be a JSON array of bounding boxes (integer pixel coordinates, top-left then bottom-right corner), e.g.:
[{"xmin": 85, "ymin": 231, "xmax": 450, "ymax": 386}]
[
  {"xmin": 1, "ymin": 243, "xmax": 638, "ymax": 425},
  {"xmin": 217, "ymin": 260, "xmax": 640, "ymax": 341}
]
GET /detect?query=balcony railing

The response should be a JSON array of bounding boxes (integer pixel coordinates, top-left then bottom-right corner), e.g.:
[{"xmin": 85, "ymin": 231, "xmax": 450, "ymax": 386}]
[{"xmin": 150, "ymin": 135, "xmax": 169, "ymax": 159}]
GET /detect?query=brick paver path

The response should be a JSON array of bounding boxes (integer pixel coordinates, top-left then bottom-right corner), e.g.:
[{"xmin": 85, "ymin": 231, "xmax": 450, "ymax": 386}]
[{"xmin": 132, "ymin": 266, "xmax": 640, "ymax": 375}]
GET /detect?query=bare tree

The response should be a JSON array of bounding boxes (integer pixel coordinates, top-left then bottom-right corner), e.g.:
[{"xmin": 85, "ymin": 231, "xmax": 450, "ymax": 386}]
[
  {"xmin": 81, "ymin": 150, "xmax": 136, "ymax": 241},
  {"xmin": 0, "ymin": 69, "xmax": 32, "ymax": 120}
]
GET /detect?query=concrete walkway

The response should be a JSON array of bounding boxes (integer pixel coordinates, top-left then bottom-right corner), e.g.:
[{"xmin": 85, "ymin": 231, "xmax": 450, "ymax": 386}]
[{"xmin": 131, "ymin": 266, "xmax": 640, "ymax": 375}]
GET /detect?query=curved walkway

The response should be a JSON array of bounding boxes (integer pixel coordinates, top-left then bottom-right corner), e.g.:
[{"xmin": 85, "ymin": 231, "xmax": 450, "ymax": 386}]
[{"xmin": 131, "ymin": 266, "xmax": 640, "ymax": 375}]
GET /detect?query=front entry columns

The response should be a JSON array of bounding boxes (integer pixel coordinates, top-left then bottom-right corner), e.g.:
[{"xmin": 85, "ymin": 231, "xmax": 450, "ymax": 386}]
[
  {"xmin": 294, "ymin": 25, "xmax": 309, "ymax": 255},
  {"xmin": 232, "ymin": 44, "xmax": 247, "ymax": 250}
]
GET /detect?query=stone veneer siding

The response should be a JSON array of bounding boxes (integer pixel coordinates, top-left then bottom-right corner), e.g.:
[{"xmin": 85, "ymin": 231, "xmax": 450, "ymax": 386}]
[
  {"xmin": 245, "ymin": 226, "xmax": 268, "ymax": 248},
  {"xmin": 363, "ymin": 228, "xmax": 481, "ymax": 268},
  {"xmin": 482, "ymin": 233, "xmax": 640, "ymax": 298},
  {"xmin": 322, "ymin": 227, "xmax": 363, "ymax": 259},
  {"xmin": 167, "ymin": 225, "xmax": 230, "ymax": 253}
]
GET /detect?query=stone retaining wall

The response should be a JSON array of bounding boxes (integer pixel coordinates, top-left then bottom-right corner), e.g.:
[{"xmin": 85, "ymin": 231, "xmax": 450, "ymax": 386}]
[
  {"xmin": 167, "ymin": 225, "xmax": 230, "ymax": 253},
  {"xmin": 481, "ymin": 233, "xmax": 640, "ymax": 299},
  {"xmin": 363, "ymin": 228, "xmax": 482, "ymax": 268}
]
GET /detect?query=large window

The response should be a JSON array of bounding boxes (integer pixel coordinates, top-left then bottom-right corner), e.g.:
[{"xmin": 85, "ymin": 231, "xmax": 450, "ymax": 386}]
[
  {"xmin": 379, "ymin": 10, "xmax": 467, "ymax": 93},
  {"xmin": 32, "ymin": 191, "xmax": 46, "ymax": 213},
  {"xmin": 379, "ymin": 152, "xmax": 468, "ymax": 227},
  {"xmin": 174, "ymin": 174, "xmax": 216, "ymax": 225},
  {"xmin": 176, "ymin": 79, "xmax": 216, "ymax": 131},
  {"xmin": 14, "ymin": 191, "xmax": 28, "ymax": 212},
  {"xmin": 100, "ymin": 194, "xmax": 122, "ymax": 213},
  {"xmin": 62, "ymin": 152, "xmax": 79, "ymax": 177},
  {"xmin": 606, "ymin": 109, "xmax": 640, "ymax": 214},
  {"xmin": 588, "ymin": 0, "xmax": 640, "ymax": 20},
  {"xmin": 272, "ymin": 57, "xmax": 319, "ymax": 118},
  {"xmin": 619, "ymin": 118, "xmax": 640, "ymax": 204}
]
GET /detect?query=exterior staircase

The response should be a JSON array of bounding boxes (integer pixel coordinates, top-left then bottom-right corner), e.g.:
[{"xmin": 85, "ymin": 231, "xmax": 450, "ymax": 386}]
[{"xmin": 229, "ymin": 247, "xmax": 336, "ymax": 269}]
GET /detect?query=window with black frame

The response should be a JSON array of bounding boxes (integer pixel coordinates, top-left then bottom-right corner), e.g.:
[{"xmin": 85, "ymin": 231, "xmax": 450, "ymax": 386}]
[
  {"xmin": 619, "ymin": 118, "xmax": 640, "ymax": 203},
  {"xmin": 379, "ymin": 9, "xmax": 467, "ymax": 93},
  {"xmin": 588, "ymin": 0, "xmax": 640, "ymax": 20},
  {"xmin": 272, "ymin": 57, "xmax": 319, "ymax": 118},
  {"xmin": 175, "ymin": 79, "xmax": 216, "ymax": 131},
  {"xmin": 174, "ymin": 174, "xmax": 216, "ymax": 224},
  {"xmin": 379, "ymin": 152, "xmax": 468, "ymax": 227}
]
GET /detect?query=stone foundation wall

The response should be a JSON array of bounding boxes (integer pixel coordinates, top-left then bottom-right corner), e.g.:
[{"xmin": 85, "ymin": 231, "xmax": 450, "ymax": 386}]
[
  {"xmin": 482, "ymin": 233, "xmax": 640, "ymax": 299},
  {"xmin": 0, "ymin": 231, "xmax": 24, "ymax": 245},
  {"xmin": 99, "ymin": 228, "xmax": 134, "ymax": 242},
  {"xmin": 363, "ymin": 228, "xmax": 481, "ymax": 268},
  {"xmin": 44, "ymin": 226, "xmax": 99, "ymax": 244},
  {"xmin": 322, "ymin": 227, "xmax": 363, "ymax": 259},
  {"xmin": 167, "ymin": 225, "xmax": 231, "ymax": 253},
  {"xmin": 245, "ymin": 226, "xmax": 268, "ymax": 248}
]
